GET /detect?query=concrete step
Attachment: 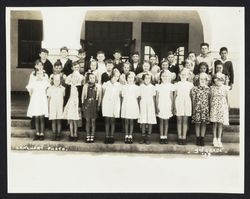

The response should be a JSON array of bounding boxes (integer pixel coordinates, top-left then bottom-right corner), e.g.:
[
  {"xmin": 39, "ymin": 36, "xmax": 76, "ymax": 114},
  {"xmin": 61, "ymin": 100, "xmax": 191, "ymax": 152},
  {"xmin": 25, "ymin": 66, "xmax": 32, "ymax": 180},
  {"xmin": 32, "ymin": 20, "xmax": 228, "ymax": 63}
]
[
  {"xmin": 11, "ymin": 137, "xmax": 239, "ymax": 155},
  {"xmin": 11, "ymin": 119, "xmax": 240, "ymax": 133},
  {"xmin": 11, "ymin": 127, "xmax": 240, "ymax": 143}
]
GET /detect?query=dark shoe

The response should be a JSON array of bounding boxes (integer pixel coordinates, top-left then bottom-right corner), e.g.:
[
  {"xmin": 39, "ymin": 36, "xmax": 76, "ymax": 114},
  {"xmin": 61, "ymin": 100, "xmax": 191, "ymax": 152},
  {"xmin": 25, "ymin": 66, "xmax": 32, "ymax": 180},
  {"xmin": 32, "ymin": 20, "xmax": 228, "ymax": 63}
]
[
  {"xmin": 140, "ymin": 137, "xmax": 145, "ymax": 144},
  {"xmin": 124, "ymin": 137, "xmax": 128, "ymax": 144},
  {"xmin": 182, "ymin": 139, "xmax": 187, "ymax": 145},
  {"xmin": 200, "ymin": 137, "xmax": 205, "ymax": 146},
  {"xmin": 56, "ymin": 134, "xmax": 61, "ymax": 141},
  {"xmin": 196, "ymin": 137, "xmax": 201, "ymax": 146},
  {"xmin": 33, "ymin": 134, "xmax": 39, "ymax": 141},
  {"xmin": 145, "ymin": 139, "xmax": 151, "ymax": 145},
  {"xmin": 164, "ymin": 139, "xmax": 168, "ymax": 144},
  {"xmin": 110, "ymin": 137, "xmax": 114, "ymax": 144},
  {"xmin": 74, "ymin": 136, "xmax": 78, "ymax": 142},
  {"xmin": 68, "ymin": 135, "xmax": 73, "ymax": 142},
  {"xmin": 39, "ymin": 135, "xmax": 45, "ymax": 141},
  {"xmin": 159, "ymin": 139, "xmax": 163, "ymax": 144},
  {"xmin": 104, "ymin": 137, "xmax": 109, "ymax": 144},
  {"xmin": 178, "ymin": 139, "xmax": 182, "ymax": 145}
]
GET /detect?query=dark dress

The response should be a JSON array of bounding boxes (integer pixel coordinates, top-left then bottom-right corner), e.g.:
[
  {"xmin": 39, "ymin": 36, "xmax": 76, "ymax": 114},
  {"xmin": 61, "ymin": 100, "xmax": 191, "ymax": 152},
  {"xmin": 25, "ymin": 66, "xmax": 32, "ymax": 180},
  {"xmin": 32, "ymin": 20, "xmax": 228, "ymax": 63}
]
[
  {"xmin": 168, "ymin": 64, "xmax": 179, "ymax": 81},
  {"xmin": 61, "ymin": 58, "xmax": 73, "ymax": 76},
  {"xmin": 82, "ymin": 84, "xmax": 98, "ymax": 119},
  {"xmin": 101, "ymin": 72, "xmax": 111, "ymax": 84},
  {"xmin": 113, "ymin": 60, "xmax": 124, "ymax": 73},
  {"xmin": 40, "ymin": 59, "xmax": 53, "ymax": 77}
]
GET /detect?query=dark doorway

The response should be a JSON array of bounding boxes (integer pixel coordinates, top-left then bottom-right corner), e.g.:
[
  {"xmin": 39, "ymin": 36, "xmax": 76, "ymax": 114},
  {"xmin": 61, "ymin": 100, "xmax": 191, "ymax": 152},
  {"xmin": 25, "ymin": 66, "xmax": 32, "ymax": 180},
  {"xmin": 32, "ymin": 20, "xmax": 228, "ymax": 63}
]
[
  {"xmin": 141, "ymin": 23, "xmax": 189, "ymax": 66},
  {"xmin": 84, "ymin": 21, "xmax": 133, "ymax": 61}
]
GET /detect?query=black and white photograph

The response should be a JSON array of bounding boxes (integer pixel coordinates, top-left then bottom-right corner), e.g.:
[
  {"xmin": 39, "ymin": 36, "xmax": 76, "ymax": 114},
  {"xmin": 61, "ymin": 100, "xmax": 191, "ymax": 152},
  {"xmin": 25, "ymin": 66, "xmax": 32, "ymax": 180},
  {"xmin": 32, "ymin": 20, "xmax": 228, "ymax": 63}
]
[{"xmin": 6, "ymin": 6, "xmax": 244, "ymax": 193}]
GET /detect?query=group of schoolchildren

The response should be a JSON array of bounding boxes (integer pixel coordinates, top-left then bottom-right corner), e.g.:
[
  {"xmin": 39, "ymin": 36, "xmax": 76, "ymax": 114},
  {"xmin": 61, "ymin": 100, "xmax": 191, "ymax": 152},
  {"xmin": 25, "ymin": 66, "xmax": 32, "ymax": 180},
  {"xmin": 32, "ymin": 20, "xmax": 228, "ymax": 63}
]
[{"xmin": 26, "ymin": 42, "xmax": 234, "ymax": 148}]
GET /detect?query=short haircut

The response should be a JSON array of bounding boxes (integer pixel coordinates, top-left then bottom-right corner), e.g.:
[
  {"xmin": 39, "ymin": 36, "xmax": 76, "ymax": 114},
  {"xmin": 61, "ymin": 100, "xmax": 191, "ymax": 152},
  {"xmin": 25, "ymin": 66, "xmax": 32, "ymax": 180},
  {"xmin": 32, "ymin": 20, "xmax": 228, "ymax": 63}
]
[
  {"xmin": 215, "ymin": 60, "xmax": 223, "ymax": 67},
  {"xmin": 85, "ymin": 72, "xmax": 97, "ymax": 83},
  {"xmin": 40, "ymin": 48, "xmax": 49, "ymax": 54},
  {"xmin": 125, "ymin": 71, "xmax": 136, "ymax": 81},
  {"xmin": 72, "ymin": 61, "xmax": 79, "ymax": 66},
  {"xmin": 143, "ymin": 60, "xmax": 150, "ymax": 65},
  {"xmin": 141, "ymin": 72, "xmax": 152, "ymax": 82},
  {"xmin": 54, "ymin": 60, "xmax": 62, "ymax": 67},
  {"xmin": 60, "ymin": 46, "xmax": 69, "ymax": 52},
  {"xmin": 188, "ymin": 51, "xmax": 196, "ymax": 56},
  {"xmin": 123, "ymin": 61, "xmax": 132, "ymax": 69},
  {"xmin": 111, "ymin": 68, "xmax": 120, "ymax": 78},
  {"xmin": 113, "ymin": 49, "xmax": 122, "ymax": 54},
  {"xmin": 149, "ymin": 54, "xmax": 157, "ymax": 59},
  {"xmin": 78, "ymin": 48, "xmax": 86, "ymax": 54},
  {"xmin": 220, "ymin": 47, "xmax": 228, "ymax": 54},
  {"xmin": 200, "ymin": 43, "xmax": 209, "ymax": 48},
  {"xmin": 160, "ymin": 59, "xmax": 169, "ymax": 66},
  {"xmin": 78, "ymin": 59, "xmax": 85, "ymax": 64},
  {"xmin": 34, "ymin": 59, "xmax": 43, "ymax": 66},
  {"xmin": 198, "ymin": 62, "xmax": 209, "ymax": 74},
  {"xmin": 167, "ymin": 51, "xmax": 174, "ymax": 57},
  {"xmin": 132, "ymin": 51, "xmax": 140, "ymax": 56},
  {"xmin": 105, "ymin": 59, "xmax": 114, "ymax": 65},
  {"xmin": 96, "ymin": 50, "xmax": 105, "ymax": 55}
]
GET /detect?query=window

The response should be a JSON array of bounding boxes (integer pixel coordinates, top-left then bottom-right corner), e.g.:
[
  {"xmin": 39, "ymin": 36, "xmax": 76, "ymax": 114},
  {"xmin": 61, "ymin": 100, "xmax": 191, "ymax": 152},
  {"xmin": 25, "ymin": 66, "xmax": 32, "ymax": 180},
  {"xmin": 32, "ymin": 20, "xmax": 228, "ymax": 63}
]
[
  {"xmin": 143, "ymin": 46, "xmax": 156, "ymax": 61},
  {"xmin": 141, "ymin": 23, "xmax": 189, "ymax": 64},
  {"xmin": 85, "ymin": 21, "xmax": 132, "ymax": 60},
  {"xmin": 18, "ymin": 19, "xmax": 43, "ymax": 68}
]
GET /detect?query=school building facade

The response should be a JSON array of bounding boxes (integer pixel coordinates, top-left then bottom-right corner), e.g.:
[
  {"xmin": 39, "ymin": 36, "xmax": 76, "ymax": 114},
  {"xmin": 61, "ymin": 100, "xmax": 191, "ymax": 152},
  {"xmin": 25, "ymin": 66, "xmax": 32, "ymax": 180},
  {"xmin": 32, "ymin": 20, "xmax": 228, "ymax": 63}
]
[{"xmin": 9, "ymin": 8, "xmax": 243, "ymax": 108}]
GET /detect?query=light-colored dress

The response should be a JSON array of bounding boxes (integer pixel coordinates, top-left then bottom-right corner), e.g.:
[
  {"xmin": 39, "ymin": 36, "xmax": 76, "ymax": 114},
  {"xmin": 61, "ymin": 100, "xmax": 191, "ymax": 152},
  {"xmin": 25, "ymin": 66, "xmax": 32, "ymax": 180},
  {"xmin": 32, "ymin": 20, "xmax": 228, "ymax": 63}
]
[
  {"xmin": 62, "ymin": 73, "xmax": 83, "ymax": 120},
  {"xmin": 156, "ymin": 83, "xmax": 174, "ymax": 119},
  {"xmin": 26, "ymin": 78, "xmax": 50, "ymax": 117},
  {"xmin": 210, "ymin": 85, "xmax": 229, "ymax": 125},
  {"xmin": 62, "ymin": 85, "xmax": 80, "ymax": 120},
  {"xmin": 174, "ymin": 81, "xmax": 193, "ymax": 116},
  {"xmin": 47, "ymin": 85, "xmax": 65, "ymax": 120},
  {"xmin": 102, "ymin": 81, "xmax": 121, "ymax": 118},
  {"xmin": 138, "ymin": 84, "xmax": 157, "ymax": 124},
  {"xmin": 121, "ymin": 84, "xmax": 140, "ymax": 119}
]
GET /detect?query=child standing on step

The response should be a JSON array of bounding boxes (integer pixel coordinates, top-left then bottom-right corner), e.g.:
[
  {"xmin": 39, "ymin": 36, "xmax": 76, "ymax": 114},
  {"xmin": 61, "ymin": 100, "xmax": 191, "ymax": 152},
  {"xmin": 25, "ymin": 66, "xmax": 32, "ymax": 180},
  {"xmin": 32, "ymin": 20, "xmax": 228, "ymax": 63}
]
[
  {"xmin": 102, "ymin": 70, "xmax": 122, "ymax": 144},
  {"xmin": 82, "ymin": 72, "xmax": 102, "ymax": 143},
  {"xmin": 62, "ymin": 61, "xmax": 84, "ymax": 142},
  {"xmin": 26, "ymin": 69, "xmax": 50, "ymax": 140},
  {"xmin": 173, "ymin": 68, "xmax": 194, "ymax": 145},
  {"xmin": 210, "ymin": 72, "xmax": 230, "ymax": 148},
  {"xmin": 191, "ymin": 72, "xmax": 210, "ymax": 146},
  {"xmin": 47, "ymin": 74, "xmax": 65, "ymax": 141},
  {"xmin": 121, "ymin": 72, "xmax": 140, "ymax": 144},
  {"xmin": 156, "ymin": 70, "xmax": 175, "ymax": 144},
  {"xmin": 138, "ymin": 73, "xmax": 157, "ymax": 144}
]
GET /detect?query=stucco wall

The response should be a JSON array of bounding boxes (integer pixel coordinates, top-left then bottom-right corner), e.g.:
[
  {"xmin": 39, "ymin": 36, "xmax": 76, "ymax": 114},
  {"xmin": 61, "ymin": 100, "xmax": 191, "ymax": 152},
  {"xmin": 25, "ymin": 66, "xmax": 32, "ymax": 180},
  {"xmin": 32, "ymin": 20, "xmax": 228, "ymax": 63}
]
[{"xmin": 81, "ymin": 10, "xmax": 204, "ymax": 55}]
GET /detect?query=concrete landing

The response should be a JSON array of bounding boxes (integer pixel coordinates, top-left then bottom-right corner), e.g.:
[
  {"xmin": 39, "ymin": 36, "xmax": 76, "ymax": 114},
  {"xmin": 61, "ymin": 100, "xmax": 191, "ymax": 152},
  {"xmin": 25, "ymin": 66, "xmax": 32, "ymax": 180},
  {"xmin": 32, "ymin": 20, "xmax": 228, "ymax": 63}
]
[{"xmin": 11, "ymin": 137, "xmax": 239, "ymax": 155}]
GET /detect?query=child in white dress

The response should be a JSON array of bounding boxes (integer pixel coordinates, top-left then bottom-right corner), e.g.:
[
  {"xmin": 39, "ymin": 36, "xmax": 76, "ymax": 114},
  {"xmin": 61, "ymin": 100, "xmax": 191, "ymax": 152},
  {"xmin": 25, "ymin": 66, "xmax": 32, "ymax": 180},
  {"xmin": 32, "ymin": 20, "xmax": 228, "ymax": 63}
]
[
  {"xmin": 138, "ymin": 73, "xmax": 157, "ymax": 144},
  {"xmin": 26, "ymin": 69, "xmax": 50, "ymax": 140},
  {"xmin": 62, "ymin": 61, "xmax": 84, "ymax": 141},
  {"xmin": 156, "ymin": 70, "xmax": 175, "ymax": 144},
  {"xmin": 102, "ymin": 70, "xmax": 121, "ymax": 144},
  {"xmin": 173, "ymin": 68, "xmax": 194, "ymax": 145},
  {"xmin": 121, "ymin": 72, "xmax": 140, "ymax": 144},
  {"xmin": 47, "ymin": 74, "xmax": 65, "ymax": 141}
]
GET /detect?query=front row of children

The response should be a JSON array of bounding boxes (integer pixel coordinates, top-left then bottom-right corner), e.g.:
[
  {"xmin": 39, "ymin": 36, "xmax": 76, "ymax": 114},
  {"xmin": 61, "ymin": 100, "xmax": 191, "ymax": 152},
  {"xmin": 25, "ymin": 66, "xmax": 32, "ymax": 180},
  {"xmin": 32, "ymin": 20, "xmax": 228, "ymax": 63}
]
[{"xmin": 26, "ymin": 60, "xmax": 230, "ymax": 148}]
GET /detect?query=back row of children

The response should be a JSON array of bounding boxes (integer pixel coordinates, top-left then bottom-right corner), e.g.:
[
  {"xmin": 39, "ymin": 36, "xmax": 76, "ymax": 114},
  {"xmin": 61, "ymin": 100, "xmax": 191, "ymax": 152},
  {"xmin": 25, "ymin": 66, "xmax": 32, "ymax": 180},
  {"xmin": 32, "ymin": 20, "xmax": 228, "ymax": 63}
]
[{"xmin": 26, "ymin": 43, "xmax": 234, "ymax": 148}]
